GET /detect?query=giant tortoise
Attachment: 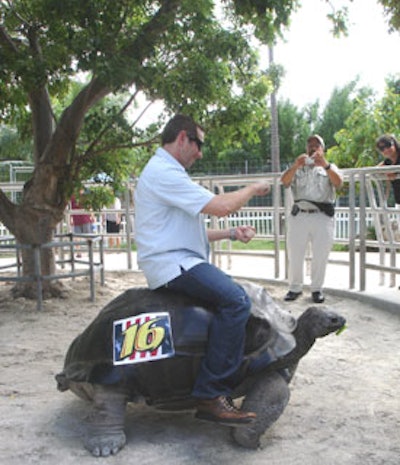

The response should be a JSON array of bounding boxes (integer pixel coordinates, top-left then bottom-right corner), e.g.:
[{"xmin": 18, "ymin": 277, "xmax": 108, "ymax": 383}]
[{"xmin": 56, "ymin": 281, "xmax": 346, "ymax": 456}]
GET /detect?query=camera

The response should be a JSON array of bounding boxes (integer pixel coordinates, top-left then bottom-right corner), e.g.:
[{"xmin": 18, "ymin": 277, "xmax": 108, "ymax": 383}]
[{"xmin": 305, "ymin": 157, "xmax": 315, "ymax": 166}]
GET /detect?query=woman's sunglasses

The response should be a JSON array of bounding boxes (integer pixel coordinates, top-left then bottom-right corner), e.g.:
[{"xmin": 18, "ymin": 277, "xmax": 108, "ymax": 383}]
[{"xmin": 377, "ymin": 142, "xmax": 393, "ymax": 151}]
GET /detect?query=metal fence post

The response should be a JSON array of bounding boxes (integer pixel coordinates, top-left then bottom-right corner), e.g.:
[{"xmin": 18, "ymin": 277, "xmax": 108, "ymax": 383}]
[
  {"xmin": 359, "ymin": 173, "xmax": 367, "ymax": 291},
  {"xmin": 88, "ymin": 238, "xmax": 95, "ymax": 301},
  {"xmin": 33, "ymin": 245, "xmax": 43, "ymax": 311},
  {"xmin": 348, "ymin": 173, "xmax": 356, "ymax": 289}
]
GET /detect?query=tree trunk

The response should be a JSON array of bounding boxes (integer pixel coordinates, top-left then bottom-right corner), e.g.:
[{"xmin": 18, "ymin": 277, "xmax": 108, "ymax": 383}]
[
  {"xmin": 8, "ymin": 187, "xmax": 66, "ymax": 299},
  {"xmin": 269, "ymin": 46, "xmax": 281, "ymax": 173},
  {"xmin": 0, "ymin": 0, "xmax": 184, "ymax": 300},
  {"xmin": 0, "ymin": 76, "xmax": 111, "ymax": 299}
]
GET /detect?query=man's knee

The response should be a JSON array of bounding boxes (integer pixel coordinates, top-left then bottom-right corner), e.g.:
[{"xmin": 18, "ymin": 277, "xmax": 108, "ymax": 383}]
[{"xmin": 226, "ymin": 286, "xmax": 252, "ymax": 318}]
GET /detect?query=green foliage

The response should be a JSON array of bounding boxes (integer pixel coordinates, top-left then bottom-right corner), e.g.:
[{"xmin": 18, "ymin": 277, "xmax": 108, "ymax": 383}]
[
  {"xmin": 315, "ymin": 80, "xmax": 359, "ymax": 149},
  {"xmin": 77, "ymin": 186, "xmax": 115, "ymax": 212},
  {"xmin": 379, "ymin": 0, "xmax": 400, "ymax": 32},
  {"xmin": 218, "ymin": 238, "xmax": 285, "ymax": 250},
  {"xmin": 0, "ymin": 125, "xmax": 33, "ymax": 161},
  {"xmin": 204, "ymin": 81, "xmax": 272, "ymax": 154},
  {"xmin": 328, "ymin": 76, "xmax": 400, "ymax": 169},
  {"xmin": 375, "ymin": 76, "xmax": 400, "ymax": 131},
  {"xmin": 2, "ymin": 0, "xmax": 399, "ymax": 187},
  {"xmin": 52, "ymin": 83, "xmax": 154, "ymax": 189},
  {"xmin": 195, "ymin": 77, "xmax": 373, "ymax": 174},
  {"xmin": 328, "ymin": 99, "xmax": 379, "ymax": 169},
  {"xmin": 265, "ymin": 62, "xmax": 285, "ymax": 91},
  {"xmin": 227, "ymin": 0, "xmax": 300, "ymax": 43},
  {"xmin": 276, "ymin": 99, "xmax": 317, "ymax": 167},
  {"xmin": 327, "ymin": 6, "xmax": 350, "ymax": 37},
  {"xmin": 1, "ymin": 0, "xmax": 303, "ymax": 190},
  {"xmin": 366, "ymin": 225, "xmax": 377, "ymax": 241}
]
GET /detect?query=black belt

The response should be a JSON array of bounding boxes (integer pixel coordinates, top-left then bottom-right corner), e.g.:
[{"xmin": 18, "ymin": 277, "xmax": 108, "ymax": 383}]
[{"xmin": 299, "ymin": 209, "xmax": 319, "ymax": 213}]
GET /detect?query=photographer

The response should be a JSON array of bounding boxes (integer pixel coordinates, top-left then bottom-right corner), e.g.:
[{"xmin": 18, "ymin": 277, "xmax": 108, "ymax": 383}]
[
  {"xmin": 281, "ymin": 135, "xmax": 343, "ymax": 303},
  {"xmin": 376, "ymin": 134, "xmax": 400, "ymax": 204}
]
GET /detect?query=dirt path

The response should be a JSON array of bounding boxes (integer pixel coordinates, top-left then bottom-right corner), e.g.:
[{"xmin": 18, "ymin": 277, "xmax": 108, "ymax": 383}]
[{"xmin": 0, "ymin": 271, "xmax": 399, "ymax": 465}]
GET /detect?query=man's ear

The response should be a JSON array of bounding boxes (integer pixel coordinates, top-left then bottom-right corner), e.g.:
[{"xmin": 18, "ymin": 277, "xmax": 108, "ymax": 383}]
[{"xmin": 176, "ymin": 130, "xmax": 187, "ymax": 147}]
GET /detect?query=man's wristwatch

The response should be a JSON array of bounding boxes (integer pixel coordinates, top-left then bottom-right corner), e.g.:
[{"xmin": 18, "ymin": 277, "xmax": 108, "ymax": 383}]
[
  {"xmin": 324, "ymin": 163, "xmax": 331, "ymax": 170},
  {"xmin": 229, "ymin": 228, "xmax": 237, "ymax": 241}
]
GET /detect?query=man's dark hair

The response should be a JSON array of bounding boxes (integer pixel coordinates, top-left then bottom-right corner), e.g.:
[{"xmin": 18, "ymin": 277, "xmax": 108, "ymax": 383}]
[{"xmin": 161, "ymin": 114, "xmax": 202, "ymax": 145}]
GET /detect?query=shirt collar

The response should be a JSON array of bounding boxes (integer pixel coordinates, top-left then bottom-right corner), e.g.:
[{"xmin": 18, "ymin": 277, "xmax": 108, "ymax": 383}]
[{"xmin": 156, "ymin": 147, "xmax": 185, "ymax": 172}]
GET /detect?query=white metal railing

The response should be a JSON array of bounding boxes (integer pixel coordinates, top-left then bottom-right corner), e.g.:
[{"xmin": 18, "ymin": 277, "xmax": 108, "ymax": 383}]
[
  {"xmin": 1, "ymin": 166, "xmax": 400, "ymax": 292},
  {"xmin": 213, "ymin": 208, "xmax": 381, "ymax": 240},
  {"xmin": 198, "ymin": 166, "xmax": 400, "ymax": 291},
  {"xmin": 0, "ymin": 234, "xmax": 105, "ymax": 310}
]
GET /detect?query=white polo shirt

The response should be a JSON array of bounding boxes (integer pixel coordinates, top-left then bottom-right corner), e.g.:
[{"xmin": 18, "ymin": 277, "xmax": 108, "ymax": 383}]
[{"xmin": 134, "ymin": 148, "xmax": 215, "ymax": 289}]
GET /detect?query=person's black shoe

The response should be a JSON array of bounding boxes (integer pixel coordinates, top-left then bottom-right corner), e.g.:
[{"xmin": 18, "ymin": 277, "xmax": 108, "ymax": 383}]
[
  {"xmin": 284, "ymin": 291, "xmax": 302, "ymax": 301},
  {"xmin": 312, "ymin": 291, "xmax": 325, "ymax": 303},
  {"xmin": 195, "ymin": 396, "xmax": 256, "ymax": 427}
]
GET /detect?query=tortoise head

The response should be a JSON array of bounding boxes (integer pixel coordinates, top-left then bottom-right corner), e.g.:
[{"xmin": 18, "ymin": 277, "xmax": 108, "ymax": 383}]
[{"xmin": 298, "ymin": 306, "xmax": 346, "ymax": 339}]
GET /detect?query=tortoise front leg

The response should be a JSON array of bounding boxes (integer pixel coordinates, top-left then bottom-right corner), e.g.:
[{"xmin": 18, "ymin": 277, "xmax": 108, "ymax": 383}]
[
  {"xmin": 84, "ymin": 384, "xmax": 128, "ymax": 457},
  {"xmin": 231, "ymin": 371, "xmax": 290, "ymax": 449}
]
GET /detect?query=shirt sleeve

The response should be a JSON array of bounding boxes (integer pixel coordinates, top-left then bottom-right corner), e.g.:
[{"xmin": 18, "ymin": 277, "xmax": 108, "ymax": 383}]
[{"xmin": 145, "ymin": 163, "xmax": 214, "ymax": 216}]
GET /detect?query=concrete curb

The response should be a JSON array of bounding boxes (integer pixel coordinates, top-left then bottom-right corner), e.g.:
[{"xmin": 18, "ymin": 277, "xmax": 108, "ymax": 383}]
[{"xmin": 230, "ymin": 275, "xmax": 400, "ymax": 316}]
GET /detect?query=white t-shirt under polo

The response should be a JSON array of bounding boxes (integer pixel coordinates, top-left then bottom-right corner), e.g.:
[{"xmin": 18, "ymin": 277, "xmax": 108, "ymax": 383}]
[{"xmin": 134, "ymin": 148, "xmax": 214, "ymax": 289}]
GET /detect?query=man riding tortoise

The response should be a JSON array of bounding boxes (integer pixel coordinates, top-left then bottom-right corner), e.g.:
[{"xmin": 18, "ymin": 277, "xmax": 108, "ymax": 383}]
[
  {"xmin": 56, "ymin": 115, "xmax": 346, "ymax": 456},
  {"xmin": 56, "ymin": 282, "xmax": 345, "ymax": 456}
]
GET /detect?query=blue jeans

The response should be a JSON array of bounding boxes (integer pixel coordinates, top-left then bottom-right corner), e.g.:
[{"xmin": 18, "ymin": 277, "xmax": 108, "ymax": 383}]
[{"xmin": 165, "ymin": 262, "xmax": 251, "ymax": 399}]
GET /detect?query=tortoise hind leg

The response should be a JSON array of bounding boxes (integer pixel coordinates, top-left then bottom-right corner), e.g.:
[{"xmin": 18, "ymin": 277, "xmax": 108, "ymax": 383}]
[
  {"xmin": 232, "ymin": 371, "xmax": 290, "ymax": 449},
  {"xmin": 84, "ymin": 384, "xmax": 128, "ymax": 457}
]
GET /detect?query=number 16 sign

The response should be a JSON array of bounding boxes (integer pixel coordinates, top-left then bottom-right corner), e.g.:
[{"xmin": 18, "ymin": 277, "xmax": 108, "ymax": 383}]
[{"xmin": 113, "ymin": 312, "xmax": 175, "ymax": 365}]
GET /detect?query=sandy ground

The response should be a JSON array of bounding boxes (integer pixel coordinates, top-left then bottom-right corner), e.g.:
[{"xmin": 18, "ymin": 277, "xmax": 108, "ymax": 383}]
[{"xmin": 0, "ymin": 270, "xmax": 399, "ymax": 465}]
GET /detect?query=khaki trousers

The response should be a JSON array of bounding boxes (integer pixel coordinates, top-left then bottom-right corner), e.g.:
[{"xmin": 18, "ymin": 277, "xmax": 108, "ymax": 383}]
[{"xmin": 286, "ymin": 211, "xmax": 334, "ymax": 293}]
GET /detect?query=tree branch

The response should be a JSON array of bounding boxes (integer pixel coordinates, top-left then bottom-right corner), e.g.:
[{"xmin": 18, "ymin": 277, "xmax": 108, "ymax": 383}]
[
  {"xmin": 33, "ymin": 0, "xmax": 184, "ymax": 196},
  {"xmin": 78, "ymin": 135, "xmax": 160, "ymax": 167},
  {"xmin": 0, "ymin": 24, "xmax": 19, "ymax": 54},
  {"xmin": 130, "ymin": 100, "xmax": 155, "ymax": 129},
  {"xmin": 41, "ymin": 0, "xmax": 183, "ymax": 168},
  {"xmin": 123, "ymin": 0, "xmax": 183, "ymax": 83},
  {"xmin": 25, "ymin": 25, "xmax": 55, "ymax": 163},
  {"xmin": 83, "ymin": 89, "xmax": 140, "ymax": 159}
]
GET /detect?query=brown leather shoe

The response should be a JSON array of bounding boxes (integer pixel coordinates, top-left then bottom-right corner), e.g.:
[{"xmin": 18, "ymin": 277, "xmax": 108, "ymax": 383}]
[{"xmin": 195, "ymin": 396, "xmax": 256, "ymax": 427}]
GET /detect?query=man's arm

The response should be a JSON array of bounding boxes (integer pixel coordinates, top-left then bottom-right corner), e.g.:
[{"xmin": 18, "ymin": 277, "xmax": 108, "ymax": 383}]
[
  {"xmin": 201, "ymin": 181, "xmax": 270, "ymax": 217},
  {"xmin": 281, "ymin": 154, "xmax": 306, "ymax": 187},
  {"xmin": 207, "ymin": 225, "xmax": 256, "ymax": 243},
  {"xmin": 325, "ymin": 165, "xmax": 343, "ymax": 188},
  {"xmin": 281, "ymin": 164, "xmax": 299, "ymax": 187}
]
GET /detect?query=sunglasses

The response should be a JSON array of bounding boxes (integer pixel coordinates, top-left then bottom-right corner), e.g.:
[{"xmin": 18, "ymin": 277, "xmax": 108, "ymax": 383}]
[
  {"xmin": 188, "ymin": 134, "xmax": 204, "ymax": 151},
  {"xmin": 377, "ymin": 142, "xmax": 392, "ymax": 151}
]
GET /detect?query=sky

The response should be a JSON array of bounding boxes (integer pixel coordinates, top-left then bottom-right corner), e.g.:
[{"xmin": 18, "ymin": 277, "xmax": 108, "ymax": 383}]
[{"xmin": 270, "ymin": 0, "xmax": 400, "ymax": 108}]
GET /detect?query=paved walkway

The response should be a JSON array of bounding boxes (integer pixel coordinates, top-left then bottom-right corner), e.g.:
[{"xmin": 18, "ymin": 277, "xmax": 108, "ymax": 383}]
[
  {"xmin": 1, "ymin": 249, "xmax": 399, "ymax": 313},
  {"xmin": 99, "ymin": 250, "xmax": 400, "ymax": 313},
  {"xmin": 213, "ymin": 251, "xmax": 400, "ymax": 314}
]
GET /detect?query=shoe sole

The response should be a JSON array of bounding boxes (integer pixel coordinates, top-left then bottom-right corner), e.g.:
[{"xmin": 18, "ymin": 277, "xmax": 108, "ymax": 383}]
[
  {"xmin": 195, "ymin": 411, "xmax": 256, "ymax": 427},
  {"xmin": 284, "ymin": 293, "xmax": 302, "ymax": 301}
]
